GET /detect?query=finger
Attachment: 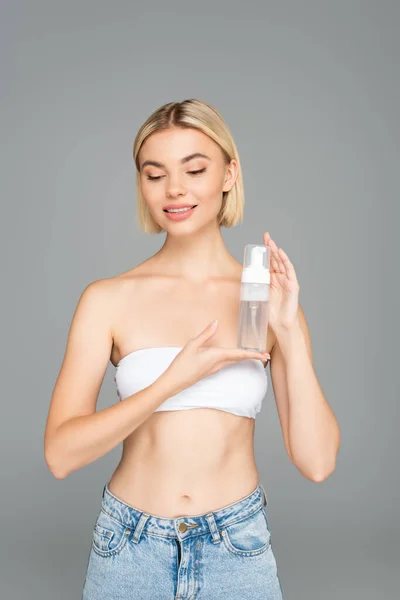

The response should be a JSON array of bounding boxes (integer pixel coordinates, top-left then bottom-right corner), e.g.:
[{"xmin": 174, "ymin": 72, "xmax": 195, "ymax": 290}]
[
  {"xmin": 265, "ymin": 235, "xmax": 283, "ymax": 275},
  {"xmin": 267, "ymin": 237, "xmax": 284, "ymax": 273},
  {"xmin": 269, "ymin": 239, "xmax": 285, "ymax": 274},
  {"xmin": 278, "ymin": 247, "xmax": 298, "ymax": 282},
  {"xmin": 264, "ymin": 234, "xmax": 275, "ymax": 263},
  {"xmin": 221, "ymin": 348, "xmax": 270, "ymax": 362},
  {"xmin": 270, "ymin": 251, "xmax": 281, "ymax": 274},
  {"xmin": 213, "ymin": 359, "xmax": 256, "ymax": 374},
  {"xmin": 221, "ymin": 356, "xmax": 269, "ymax": 369},
  {"xmin": 276, "ymin": 247, "xmax": 287, "ymax": 274},
  {"xmin": 263, "ymin": 232, "xmax": 271, "ymax": 245},
  {"xmin": 274, "ymin": 249, "xmax": 285, "ymax": 274},
  {"xmin": 191, "ymin": 320, "xmax": 219, "ymax": 346}
]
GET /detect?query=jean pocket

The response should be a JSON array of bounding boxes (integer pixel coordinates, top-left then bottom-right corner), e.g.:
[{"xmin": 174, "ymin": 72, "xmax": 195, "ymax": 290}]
[
  {"xmin": 221, "ymin": 505, "xmax": 271, "ymax": 557},
  {"xmin": 92, "ymin": 508, "xmax": 130, "ymax": 558}
]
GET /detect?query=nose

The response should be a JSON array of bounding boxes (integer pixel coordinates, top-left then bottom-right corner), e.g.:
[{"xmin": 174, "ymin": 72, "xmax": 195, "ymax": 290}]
[{"xmin": 166, "ymin": 174, "xmax": 187, "ymax": 199}]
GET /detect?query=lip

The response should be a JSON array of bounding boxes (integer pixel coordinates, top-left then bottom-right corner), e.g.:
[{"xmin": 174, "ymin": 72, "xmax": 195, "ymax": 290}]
[
  {"xmin": 163, "ymin": 205, "xmax": 198, "ymax": 221},
  {"xmin": 163, "ymin": 203, "xmax": 198, "ymax": 210}
]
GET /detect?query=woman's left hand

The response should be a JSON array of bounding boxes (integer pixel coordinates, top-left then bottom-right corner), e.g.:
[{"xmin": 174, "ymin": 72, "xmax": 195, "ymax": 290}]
[{"xmin": 263, "ymin": 232, "xmax": 300, "ymax": 333}]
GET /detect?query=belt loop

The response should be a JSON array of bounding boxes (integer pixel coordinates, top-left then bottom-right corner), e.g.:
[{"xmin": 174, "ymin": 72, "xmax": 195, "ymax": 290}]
[
  {"xmin": 259, "ymin": 483, "xmax": 268, "ymax": 506},
  {"xmin": 205, "ymin": 513, "xmax": 222, "ymax": 544},
  {"xmin": 131, "ymin": 512, "xmax": 150, "ymax": 544}
]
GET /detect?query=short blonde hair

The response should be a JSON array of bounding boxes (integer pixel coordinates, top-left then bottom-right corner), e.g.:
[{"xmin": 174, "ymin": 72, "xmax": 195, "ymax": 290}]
[{"xmin": 133, "ymin": 99, "xmax": 245, "ymax": 234}]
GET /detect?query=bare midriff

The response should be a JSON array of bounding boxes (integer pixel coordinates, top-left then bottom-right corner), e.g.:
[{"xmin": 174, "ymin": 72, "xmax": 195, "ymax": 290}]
[{"xmin": 108, "ymin": 407, "xmax": 259, "ymax": 517}]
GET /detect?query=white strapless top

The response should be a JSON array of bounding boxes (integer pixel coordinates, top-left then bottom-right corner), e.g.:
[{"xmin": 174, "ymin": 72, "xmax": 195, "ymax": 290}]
[{"xmin": 114, "ymin": 346, "xmax": 268, "ymax": 419}]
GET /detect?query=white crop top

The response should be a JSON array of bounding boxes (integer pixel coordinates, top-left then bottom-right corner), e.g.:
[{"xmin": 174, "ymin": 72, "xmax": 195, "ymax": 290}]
[{"xmin": 114, "ymin": 346, "xmax": 268, "ymax": 419}]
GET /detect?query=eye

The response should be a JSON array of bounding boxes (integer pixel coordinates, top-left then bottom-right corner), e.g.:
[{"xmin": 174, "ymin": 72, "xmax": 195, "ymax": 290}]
[
  {"xmin": 188, "ymin": 168, "xmax": 206, "ymax": 176},
  {"xmin": 145, "ymin": 168, "xmax": 206, "ymax": 181}
]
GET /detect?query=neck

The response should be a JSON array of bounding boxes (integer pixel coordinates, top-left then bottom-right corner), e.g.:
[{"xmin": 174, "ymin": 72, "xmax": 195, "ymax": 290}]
[{"xmin": 153, "ymin": 223, "xmax": 238, "ymax": 282}]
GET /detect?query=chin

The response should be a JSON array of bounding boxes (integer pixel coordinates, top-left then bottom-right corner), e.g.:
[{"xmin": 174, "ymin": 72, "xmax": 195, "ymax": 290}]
[{"xmin": 163, "ymin": 224, "xmax": 199, "ymax": 236}]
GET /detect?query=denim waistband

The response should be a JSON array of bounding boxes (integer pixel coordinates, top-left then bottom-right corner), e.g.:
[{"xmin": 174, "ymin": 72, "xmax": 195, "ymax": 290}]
[{"xmin": 100, "ymin": 481, "xmax": 268, "ymax": 542}]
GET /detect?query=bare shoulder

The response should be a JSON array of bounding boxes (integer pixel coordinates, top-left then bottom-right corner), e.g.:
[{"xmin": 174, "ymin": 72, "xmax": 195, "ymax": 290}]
[
  {"xmin": 104, "ymin": 259, "xmax": 154, "ymax": 293},
  {"xmin": 75, "ymin": 276, "xmax": 121, "ymax": 328},
  {"xmin": 112, "ymin": 254, "xmax": 160, "ymax": 279},
  {"xmin": 82, "ymin": 276, "xmax": 117, "ymax": 299},
  {"xmin": 106, "ymin": 259, "xmax": 159, "ymax": 328},
  {"xmin": 106, "ymin": 260, "xmax": 157, "ymax": 298}
]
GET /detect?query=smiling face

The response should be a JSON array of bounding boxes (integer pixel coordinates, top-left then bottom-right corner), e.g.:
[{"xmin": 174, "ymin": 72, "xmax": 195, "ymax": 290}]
[{"xmin": 138, "ymin": 127, "xmax": 238, "ymax": 234}]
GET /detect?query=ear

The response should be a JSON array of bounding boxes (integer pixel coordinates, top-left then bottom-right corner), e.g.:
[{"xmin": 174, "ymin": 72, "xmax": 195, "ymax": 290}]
[{"xmin": 222, "ymin": 159, "xmax": 238, "ymax": 193}]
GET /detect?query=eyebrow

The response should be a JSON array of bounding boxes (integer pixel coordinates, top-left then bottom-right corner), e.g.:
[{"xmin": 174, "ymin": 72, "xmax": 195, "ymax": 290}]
[{"xmin": 140, "ymin": 152, "xmax": 211, "ymax": 170}]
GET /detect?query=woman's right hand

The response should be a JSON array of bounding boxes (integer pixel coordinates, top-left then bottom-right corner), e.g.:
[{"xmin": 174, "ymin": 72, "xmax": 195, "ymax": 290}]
[{"xmin": 161, "ymin": 320, "xmax": 270, "ymax": 395}]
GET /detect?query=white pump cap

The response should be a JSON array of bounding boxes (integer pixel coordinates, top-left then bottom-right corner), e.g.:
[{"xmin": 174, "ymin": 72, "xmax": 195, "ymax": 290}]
[{"xmin": 241, "ymin": 244, "xmax": 270, "ymax": 284}]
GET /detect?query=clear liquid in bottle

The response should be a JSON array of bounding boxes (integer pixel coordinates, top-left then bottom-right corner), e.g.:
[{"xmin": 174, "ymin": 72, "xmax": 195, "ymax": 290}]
[{"xmin": 237, "ymin": 245, "xmax": 270, "ymax": 353}]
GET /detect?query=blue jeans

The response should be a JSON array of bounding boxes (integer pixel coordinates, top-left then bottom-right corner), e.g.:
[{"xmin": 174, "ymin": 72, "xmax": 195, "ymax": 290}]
[{"xmin": 82, "ymin": 480, "xmax": 284, "ymax": 599}]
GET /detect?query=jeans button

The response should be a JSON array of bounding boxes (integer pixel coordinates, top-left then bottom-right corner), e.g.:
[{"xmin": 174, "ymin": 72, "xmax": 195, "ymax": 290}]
[{"xmin": 178, "ymin": 522, "xmax": 188, "ymax": 533}]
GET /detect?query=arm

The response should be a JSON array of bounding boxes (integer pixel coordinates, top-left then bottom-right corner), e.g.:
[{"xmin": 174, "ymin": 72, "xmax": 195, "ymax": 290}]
[
  {"xmin": 269, "ymin": 304, "xmax": 340, "ymax": 481},
  {"xmin": 44, "ymin": 279, "xmax": 179, "ymax": 479},
  {"xmin": 46, "ymin": 376, "xmax": 180, "ymax": 479}
]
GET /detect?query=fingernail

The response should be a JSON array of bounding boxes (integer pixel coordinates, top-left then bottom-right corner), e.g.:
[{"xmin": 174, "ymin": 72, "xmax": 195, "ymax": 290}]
[{"xmin": 210, "ymin": 319, "xmax": 218, "ymax": 328}]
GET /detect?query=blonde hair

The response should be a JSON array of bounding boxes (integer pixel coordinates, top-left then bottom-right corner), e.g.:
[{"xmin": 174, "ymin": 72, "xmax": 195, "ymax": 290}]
[{"xmin": 133, "ymin": 99, "xmax": 245, "ymax": 234}]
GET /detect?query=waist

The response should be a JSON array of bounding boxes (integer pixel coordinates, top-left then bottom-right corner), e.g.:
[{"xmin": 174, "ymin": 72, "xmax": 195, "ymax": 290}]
[
  {"xmin": 100, "ymin": 479, "xmax": 268, "ymax": 537},
  {"xmin": 108, "ymin": 455, "xmax": 259, "ymax": 518}
]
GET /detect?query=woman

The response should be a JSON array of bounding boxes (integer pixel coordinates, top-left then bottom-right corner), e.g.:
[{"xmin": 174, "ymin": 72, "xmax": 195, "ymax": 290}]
[{"xmin": 44, "ymin": 99, "xmax": 340, "ymax": 599}]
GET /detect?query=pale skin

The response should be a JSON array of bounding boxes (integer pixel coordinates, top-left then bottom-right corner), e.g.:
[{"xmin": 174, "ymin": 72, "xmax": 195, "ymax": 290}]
[{"xmin": 44, "ymin": 126, "xmax": 340, "ymax": 518}]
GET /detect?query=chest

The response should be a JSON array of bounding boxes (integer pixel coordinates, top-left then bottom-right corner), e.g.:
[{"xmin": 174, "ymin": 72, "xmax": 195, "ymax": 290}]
[{"xmin": 111, "ymin": 278, "xmax": 275, "ymax": 366}]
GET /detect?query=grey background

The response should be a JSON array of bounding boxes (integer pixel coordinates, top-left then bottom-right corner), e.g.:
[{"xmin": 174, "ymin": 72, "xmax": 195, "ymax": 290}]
[{"xmin": 1, "ymin": 1, "xmax": 398, "ymax": 598}]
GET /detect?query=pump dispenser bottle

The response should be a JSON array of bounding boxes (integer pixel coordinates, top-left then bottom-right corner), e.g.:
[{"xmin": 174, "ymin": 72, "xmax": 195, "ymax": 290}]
[{"xmin": 237, "ymin": 244, "xmax": 270, "ymax": 353}]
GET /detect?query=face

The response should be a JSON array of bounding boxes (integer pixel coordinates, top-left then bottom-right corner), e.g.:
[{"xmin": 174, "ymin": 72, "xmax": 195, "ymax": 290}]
[{"xmin": 138, "ymin": 127, "xmax": 238, "ymax": 233}]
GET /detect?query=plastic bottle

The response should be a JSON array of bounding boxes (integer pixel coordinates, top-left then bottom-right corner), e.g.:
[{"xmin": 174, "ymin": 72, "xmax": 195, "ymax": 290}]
[{"xmin": 237, "ymin": 244, "xmax": 270, "ymax": 352}]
